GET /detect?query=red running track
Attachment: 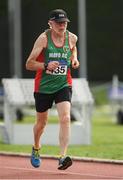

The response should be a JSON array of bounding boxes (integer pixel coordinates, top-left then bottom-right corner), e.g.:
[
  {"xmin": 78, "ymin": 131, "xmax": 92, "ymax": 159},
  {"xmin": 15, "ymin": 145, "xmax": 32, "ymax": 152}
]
[{"xmin": 0, "ymin": 153, "xmax": 123, "ymax": 179}]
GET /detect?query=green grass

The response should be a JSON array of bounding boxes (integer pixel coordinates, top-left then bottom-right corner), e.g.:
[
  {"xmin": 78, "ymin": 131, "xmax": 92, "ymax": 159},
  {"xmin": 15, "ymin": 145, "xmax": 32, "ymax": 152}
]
[
  {"xmin": 0, "ymin": 106, "xmax": 123, "ymax": 160},
  {"xmin": 91, "ymin": 85, "xmax": 109, "ymax": 105},
  {"xmin": 15, "ymin": 115, "xmax": 58, "ymax": 124}
]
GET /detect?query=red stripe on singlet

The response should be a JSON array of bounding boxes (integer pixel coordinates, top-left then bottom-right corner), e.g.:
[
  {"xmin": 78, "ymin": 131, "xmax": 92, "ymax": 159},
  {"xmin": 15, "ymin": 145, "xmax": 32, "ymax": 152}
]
[
  {"xmin": 67, "ymin": 68, "xmax": 72, "ymax": 86},
  {"xmin": 34, "ymin": 49, "xmax": 45, "ymax": 92}
]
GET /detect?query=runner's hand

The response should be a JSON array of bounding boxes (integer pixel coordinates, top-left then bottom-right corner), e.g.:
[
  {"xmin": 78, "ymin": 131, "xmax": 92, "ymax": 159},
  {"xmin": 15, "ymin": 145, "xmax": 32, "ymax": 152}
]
[
  {"xmin": 71, "ymin": 59, "xmax": 79, "ymax": 69},
  {"xmin": 47, "ymin": 61, "xmax": 59, "ymax": 70},
  {"xmin": 46, "ymin": 61, "xmax": 59, "ymax": 74}
]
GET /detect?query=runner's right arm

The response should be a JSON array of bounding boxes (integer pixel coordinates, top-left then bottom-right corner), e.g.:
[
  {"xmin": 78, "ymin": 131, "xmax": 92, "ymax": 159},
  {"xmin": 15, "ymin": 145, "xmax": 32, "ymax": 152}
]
[{"xmin": 26, "ymin": 32, "xmax": 59, "ymax": 71}]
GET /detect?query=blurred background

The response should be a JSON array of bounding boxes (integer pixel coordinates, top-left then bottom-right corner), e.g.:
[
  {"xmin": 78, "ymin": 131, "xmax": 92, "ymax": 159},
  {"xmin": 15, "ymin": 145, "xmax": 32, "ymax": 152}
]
[
  {"xmin": 1, "ymin": 0, "xmax": 123, "ymax": 121},
  {"xmin": 0, "ymin": 0, "xmax": 123, "ymax": 81},
  {"xmin": 1, "ymin": 0, "xmax": 123, "ymax": 119},
  {"xmin": 0, "ymin": 0, "xmax": 123, "ymax": 159}
]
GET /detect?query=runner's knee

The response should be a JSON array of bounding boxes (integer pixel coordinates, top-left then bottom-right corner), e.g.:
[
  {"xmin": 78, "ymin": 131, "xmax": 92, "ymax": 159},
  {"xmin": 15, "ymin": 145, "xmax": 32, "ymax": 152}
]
[
  {"xmin": 35, "ymin": 118, "xmax": 47, "ymax": 130},
  {"xmin": 60, "ymin": 115, "xmax": 70, "ymax": 124}
]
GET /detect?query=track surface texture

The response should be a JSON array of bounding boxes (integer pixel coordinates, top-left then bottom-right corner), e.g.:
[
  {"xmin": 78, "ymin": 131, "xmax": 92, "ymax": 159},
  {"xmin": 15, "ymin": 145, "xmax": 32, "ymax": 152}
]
[{"xmin": 0, "ymin": 153, "xmax": 123, "ymax": 180}]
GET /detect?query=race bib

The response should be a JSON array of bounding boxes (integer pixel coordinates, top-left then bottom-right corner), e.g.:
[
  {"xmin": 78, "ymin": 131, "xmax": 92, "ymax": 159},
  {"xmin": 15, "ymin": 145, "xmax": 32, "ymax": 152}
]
[{"xmin": 52, "ymin": 65, "xmax": 67, "ymax": 75}]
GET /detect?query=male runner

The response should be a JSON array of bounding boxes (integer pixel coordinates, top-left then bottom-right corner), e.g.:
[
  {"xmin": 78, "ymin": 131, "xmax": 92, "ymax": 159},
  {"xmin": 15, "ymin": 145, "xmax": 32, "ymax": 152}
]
[{"xmin": 26, "ymin": 9, "xmax": 79, "ymax": 170}]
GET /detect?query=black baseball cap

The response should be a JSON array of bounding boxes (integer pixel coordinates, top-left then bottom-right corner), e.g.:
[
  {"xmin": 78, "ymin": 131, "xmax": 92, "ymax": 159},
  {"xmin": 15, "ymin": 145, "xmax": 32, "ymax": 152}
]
[{"xmin": 49, "ymin": 9, "xmax": 70, "ymax": 22}]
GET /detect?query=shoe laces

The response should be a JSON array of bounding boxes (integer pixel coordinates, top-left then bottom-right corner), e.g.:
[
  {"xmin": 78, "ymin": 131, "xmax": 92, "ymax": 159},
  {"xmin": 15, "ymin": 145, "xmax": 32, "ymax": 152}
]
[
  {"xmin": 33, "ymin": 149, "xmax": 40, "ymax": 159},
  {"xmin": 59, "ymin": 156, "xmax": 65, "ymax": 164}
]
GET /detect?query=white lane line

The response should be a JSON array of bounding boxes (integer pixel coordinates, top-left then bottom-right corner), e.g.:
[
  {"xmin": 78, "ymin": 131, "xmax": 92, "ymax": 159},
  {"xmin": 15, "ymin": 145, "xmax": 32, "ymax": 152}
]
[{"xmin": 1, "ymin": 166, "xmax": 123, "ymax": 179}]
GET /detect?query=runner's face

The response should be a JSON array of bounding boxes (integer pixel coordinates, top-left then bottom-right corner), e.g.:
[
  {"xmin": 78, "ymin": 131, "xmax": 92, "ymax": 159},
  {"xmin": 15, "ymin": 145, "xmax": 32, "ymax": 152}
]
[{"xmin": 50, "ymin": 21, "xmax": 67, "ymax": 34}]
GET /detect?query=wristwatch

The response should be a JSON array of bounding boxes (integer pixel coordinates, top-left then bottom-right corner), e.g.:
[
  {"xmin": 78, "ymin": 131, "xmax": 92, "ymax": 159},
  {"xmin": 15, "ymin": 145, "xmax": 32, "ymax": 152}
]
[{"xmin": 44, "ymin": 63, "xmax": 48, "ymax": 71}]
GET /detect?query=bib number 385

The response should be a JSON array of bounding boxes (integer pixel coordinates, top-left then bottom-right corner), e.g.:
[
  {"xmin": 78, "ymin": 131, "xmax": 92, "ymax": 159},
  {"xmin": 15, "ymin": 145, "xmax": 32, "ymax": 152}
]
[{"xmin": 52, "ymin": 65, "xmax": 67, "ymax": 75}]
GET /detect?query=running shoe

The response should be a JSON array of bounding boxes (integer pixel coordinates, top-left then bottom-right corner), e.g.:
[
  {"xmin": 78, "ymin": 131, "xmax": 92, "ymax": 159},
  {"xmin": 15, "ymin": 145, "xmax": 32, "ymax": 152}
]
[
  {"xmin": 58, "ymin": 156, "xmax": 72, "ymax": 170},
  {"xmin": 31, "ymin": 147, "xmax": 41, "ymax": 168}
]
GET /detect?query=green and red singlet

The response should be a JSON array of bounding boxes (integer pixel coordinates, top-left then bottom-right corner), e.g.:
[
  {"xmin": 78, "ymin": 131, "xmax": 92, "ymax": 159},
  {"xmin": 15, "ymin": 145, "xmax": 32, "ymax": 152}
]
[{"xmin": 34, "ymin": 30, "xmax": 72, "ymax": 94}]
